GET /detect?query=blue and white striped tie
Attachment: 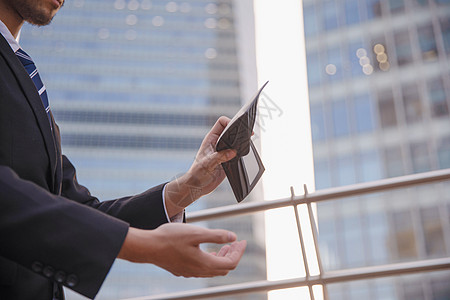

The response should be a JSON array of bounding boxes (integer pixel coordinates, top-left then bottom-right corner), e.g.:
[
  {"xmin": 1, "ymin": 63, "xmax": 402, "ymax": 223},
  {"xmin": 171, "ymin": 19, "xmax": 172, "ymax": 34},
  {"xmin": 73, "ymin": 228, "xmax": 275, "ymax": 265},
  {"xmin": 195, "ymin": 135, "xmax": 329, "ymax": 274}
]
[{"xmin": 15, "ymin": 48, "xmax": 52, "ymax": 129}]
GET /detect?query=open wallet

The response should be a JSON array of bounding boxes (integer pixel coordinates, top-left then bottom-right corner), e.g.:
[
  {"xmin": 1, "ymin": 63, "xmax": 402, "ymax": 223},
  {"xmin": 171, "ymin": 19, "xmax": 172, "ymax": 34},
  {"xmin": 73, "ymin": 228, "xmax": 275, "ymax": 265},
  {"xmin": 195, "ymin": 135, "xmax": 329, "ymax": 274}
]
[{"xmin": 215, "ymin": 81, "xmax": 269, "ymax": 202}]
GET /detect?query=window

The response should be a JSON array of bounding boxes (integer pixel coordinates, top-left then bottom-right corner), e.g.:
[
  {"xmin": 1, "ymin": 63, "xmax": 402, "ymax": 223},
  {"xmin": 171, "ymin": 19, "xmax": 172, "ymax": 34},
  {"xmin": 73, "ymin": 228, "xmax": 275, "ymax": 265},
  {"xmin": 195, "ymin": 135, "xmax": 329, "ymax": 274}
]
[
  {"xmin": 343, "ymin": 215, "xmax": 366, "ymax": 267},
  {"xmin": 314, "ymin": 159, "xmax": 333, "ymax": 189},
  {"xmin": 420, "ymin": 207, "xmax": 446, "ymax": 256},
  {"xmin": 427, "ymin": 77, "xmax": 449, "ymax": 117},
  {"xmin": 359, "ymin": 150, "xmax": 382, "ymax": 182},
  {"xmin": 440, "ymin": 17, "xmax": 450, "ymax": 55},
  {"xmin": 417, "ymin": 24, "xmax": 438, "ymax": 62},
  {"xmin": 344, "ymin": 0, "xmax": 361, "ymax": 25},
  {"xmin": 437, "ymin": 137, "xmax": 450, "ymax": 168},
  {"xmin": 310, "ymin": 103, "xmax": 327, "ymax": 141},
  {"xmin": 389, "ymin": 0, "xmax": 405, "ymax": 14},
  {"xmin": 377, "ymin": 89, "xmax": 398, "ymax": 128},
  {"xmin": 303, "ymin": 4, "xmax": 319, "ymax": 37},
  {"xmin": 348, "ymin": 41, "xmax": 365, "ymax": 77},
  {"xmin": 323, "ymin": 0, "xmax": 339, "ymax": 31},
  {"xmin": 306, "ymin": 52, "xmax": 322, "ymax": 86},
  {"xmin": 394, "ymin": 30, "xmax": 413, "ymax": 66},
  {"xmin": 410, "ymin": 142, "xmax": 431, "ymax": 173},
  {"xmin": 391, "ymin": 210, "xmax": 418, "ymax": 259},
  {"xmin": 402, "ymin": 84, "xmax": 423, "ymax": 124},
  {"xmin": 354, "ymin": 93, "xmax": 376, "ymax": 133},
  {"xmin": 365, "ymin": 0, "xmax": 382, "ymax": 19},
  {"xmin": 384, "ymin": 146, "xmax": 405, "ymax": 177},
  {"xmin": 332, "ymin": 99, "xmax": 350, "ymax": 137},
  {"xmin": 327, "ymin": 46, "xmax": 344, "ymax": 81},
  {"xmin": 336, "ymin": 155, "xmax": 356, "ymax": 186}
]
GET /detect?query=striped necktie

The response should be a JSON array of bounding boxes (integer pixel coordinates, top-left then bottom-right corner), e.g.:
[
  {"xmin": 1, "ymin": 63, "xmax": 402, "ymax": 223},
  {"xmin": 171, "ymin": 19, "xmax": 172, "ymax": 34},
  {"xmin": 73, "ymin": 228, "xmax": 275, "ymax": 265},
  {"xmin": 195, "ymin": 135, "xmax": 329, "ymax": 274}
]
[{"xmin": 15, "ymin": 48, "xmax": 52, "ymax": 129}]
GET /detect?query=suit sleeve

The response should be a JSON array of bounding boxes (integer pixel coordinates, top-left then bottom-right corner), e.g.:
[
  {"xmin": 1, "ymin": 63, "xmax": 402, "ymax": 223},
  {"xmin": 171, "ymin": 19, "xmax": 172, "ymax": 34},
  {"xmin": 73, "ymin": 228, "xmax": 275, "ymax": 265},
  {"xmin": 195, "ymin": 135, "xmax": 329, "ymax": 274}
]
[
  {"xmin": 0, "ymin": 165, "xmax": 129, "ymax": 299},
  {"xmin": 60, "ymin": 155, "xmax": 170, "ymax": 229}
]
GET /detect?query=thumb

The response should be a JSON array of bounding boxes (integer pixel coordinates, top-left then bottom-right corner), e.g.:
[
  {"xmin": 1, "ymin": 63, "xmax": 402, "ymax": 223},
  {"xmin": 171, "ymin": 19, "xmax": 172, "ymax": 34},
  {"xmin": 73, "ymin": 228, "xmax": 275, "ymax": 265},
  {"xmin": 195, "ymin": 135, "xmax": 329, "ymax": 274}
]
[{"xmin": 193, "ymin": 228, "xmax": 237, "ymax": 245}]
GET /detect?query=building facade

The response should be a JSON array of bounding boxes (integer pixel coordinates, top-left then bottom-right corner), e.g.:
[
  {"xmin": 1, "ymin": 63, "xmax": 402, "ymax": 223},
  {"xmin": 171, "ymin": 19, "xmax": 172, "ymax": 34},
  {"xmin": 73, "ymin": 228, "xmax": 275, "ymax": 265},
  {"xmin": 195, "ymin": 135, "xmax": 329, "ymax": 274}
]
[
  {"xmin": 20, "ymin": 0, "xmax": 266, "ymax": 299},
  {"xmin": 303, "ymin": 0, "xmax": 450, "ymax": 298}
]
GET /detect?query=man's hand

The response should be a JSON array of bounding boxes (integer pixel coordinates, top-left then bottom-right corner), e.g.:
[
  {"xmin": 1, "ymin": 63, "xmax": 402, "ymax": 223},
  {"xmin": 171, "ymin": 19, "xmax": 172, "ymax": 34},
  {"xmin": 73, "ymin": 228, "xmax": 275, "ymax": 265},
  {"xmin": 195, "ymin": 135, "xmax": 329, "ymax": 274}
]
[
  {"xmin": 118, "ymin": 223, "xmax": 247, "ymax": 277},
  {"xmin": 164, "ymin": 116, "xmax": 236, "ymax": 217}
]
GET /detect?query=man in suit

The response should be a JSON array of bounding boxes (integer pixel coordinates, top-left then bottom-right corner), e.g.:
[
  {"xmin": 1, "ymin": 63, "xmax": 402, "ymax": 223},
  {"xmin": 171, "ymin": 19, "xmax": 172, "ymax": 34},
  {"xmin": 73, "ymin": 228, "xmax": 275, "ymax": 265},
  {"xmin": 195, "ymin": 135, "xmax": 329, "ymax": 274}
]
[{"xmin": 0, "ymin": 0, "xmax": 247, "ymax": 299}]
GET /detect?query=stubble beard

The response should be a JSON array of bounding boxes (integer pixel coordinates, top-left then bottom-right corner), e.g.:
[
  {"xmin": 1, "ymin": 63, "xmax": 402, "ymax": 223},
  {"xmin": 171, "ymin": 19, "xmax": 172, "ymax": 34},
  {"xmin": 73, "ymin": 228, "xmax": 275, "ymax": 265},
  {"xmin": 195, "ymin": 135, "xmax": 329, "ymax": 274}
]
[{"xmin": 13, "ymin": 0, "xmax": 61, "ymax": 26}]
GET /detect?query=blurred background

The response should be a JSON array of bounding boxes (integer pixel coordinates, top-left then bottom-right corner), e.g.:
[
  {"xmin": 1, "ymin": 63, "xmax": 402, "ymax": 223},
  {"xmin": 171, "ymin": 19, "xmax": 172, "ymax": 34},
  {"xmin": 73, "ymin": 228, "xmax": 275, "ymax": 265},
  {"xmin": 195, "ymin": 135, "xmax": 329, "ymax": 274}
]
[{"xmin": 20, "ymin": 0, "xmax": 450, "ymax": 299}]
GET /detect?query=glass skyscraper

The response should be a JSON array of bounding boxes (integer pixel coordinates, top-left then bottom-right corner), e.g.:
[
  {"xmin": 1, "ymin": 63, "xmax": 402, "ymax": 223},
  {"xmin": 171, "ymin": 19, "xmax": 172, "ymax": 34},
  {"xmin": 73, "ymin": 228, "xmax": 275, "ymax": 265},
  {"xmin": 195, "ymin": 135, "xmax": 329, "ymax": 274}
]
[
  {"xmin": 303, "ymin": 0, "xmax": 450, "ymax": 298},
  {"xmin": 20, "ymin": 0, "xmax": 266, "ymax": 299}
]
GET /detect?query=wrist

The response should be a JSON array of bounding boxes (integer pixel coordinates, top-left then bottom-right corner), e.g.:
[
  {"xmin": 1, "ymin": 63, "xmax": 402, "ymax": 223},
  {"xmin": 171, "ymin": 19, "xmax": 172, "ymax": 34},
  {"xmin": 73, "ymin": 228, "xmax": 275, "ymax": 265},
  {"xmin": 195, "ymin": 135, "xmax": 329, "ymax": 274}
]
[{"xmin": 164, "ymin": 173, "xmax": 197, "ymax": 214}]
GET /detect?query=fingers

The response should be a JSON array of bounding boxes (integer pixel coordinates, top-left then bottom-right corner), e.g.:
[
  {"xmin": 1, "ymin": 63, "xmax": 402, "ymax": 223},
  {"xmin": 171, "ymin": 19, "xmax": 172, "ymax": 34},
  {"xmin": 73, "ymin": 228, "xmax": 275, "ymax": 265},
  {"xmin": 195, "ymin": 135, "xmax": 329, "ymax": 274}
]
[
  {"xmin": 192, "ymin": 227, "xmax": 237, "ymax": 245},
  {"xmin": 201, "ymin": 240, "xmax": 247, "ymax": 274}
]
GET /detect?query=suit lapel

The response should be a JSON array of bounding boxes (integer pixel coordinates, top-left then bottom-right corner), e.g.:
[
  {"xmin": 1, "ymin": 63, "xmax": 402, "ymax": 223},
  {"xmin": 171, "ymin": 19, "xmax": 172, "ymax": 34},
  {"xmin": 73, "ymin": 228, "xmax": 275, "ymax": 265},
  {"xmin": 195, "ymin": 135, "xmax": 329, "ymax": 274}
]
[{"xmin": 0, "ymin": 34, "xmax": 58, "ymax": 191}]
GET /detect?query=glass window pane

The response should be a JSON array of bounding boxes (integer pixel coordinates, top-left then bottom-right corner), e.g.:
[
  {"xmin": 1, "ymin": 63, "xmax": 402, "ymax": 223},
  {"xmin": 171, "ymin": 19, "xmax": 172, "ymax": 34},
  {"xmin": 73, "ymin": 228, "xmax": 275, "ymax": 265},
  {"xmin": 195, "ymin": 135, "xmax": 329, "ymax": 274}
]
[
  {"xmin": 417, "ymin": 24, "xmax": 438, "ymax": 62},
  {"xmin": 366, "ymin": 0, "xmax": 382, "ymax": 19},
  {"xmin": 427, "ymin": 77, "xmax": 449, "ymax": 117},
  {"xmin": 391, "ymin": 210, "xmax": 418, "ymax": 259},
  {"xmin": 336, "ymin": 155, "xmax": 356, "ymax": 185},
  {"xmin": 377, "ymin": 89, "xmax": 397, "ymax": 128},
  {"xmin": 410, "ymin": 142, "xmax": 431, "ymax": 173},
  {"xmin": 332, "ymin": 99, "xmax": 350, "ymax": 137},
  {"xmin": 314, "ymin": 159, "xmax": 332, "ymax": 189},
  {"xmin": 394, "ymin": 30, "xmax": 413, "ymax": 66},
  {"xmin": 389, "ymin": 0, "xmax": 405, "ymax": 14},
  {"xmin": 384, "ymin": 146, "xmax": 405, "ymax": 177},
  {"xmin": 310, "ymin": 103, "xmax": 327, "ymax": 141},
  {"xmin": 323, "ymin": 0, "xmax": 339, "ymax": 31},
  {"xmin": 306, "ymin": 52, "xmax": 322, "ymax": 86},
  {"xmin": 345, "ymin": 0, "xmax": 361, "ymax": 25},
  {"xmin": 420, "ymin": 207, "xmax": 446, "ymax": 256},
  {"xmin": 348, "ymin": 41, "xmax": 365, "ymax": 76},
  {"xmin": 354, "ymin": 93, "xmax": 376, "ymax": 133},
  {"xmin": 303, "ymin": 4, "xmax": 319, "ymax": 37},
  {"xmin": 440, "ymin": 17, "xmax": 450, "ymax": 54},
  {"xmin": 327, "ymin": 46, "xmax": 344, "ymax": 81},
  {"xmin": 359, "ymin": 150, "xmax": 382, "ymax": 182},
  {"xmin": 402, "ymin": 84, "xmax": 423, "ymax": 124},
  {"xmin": 437, "ymin": 137, "xmax": 450, "ymax": 168}
]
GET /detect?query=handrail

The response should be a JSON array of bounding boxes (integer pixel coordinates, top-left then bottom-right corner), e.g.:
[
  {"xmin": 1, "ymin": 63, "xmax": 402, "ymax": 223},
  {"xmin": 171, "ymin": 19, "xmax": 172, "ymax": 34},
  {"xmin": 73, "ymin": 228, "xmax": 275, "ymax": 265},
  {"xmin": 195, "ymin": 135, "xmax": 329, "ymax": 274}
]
[
  {"xmin": 123, "ymin": 257, "xmax": 450, "ymax": 300},
  {"xmin": 122, "ymin": 169, "xmax": 450, "ymax": 300},
  {"xmin": 187, "ymin": 168, "xmax": 450, "ymax": 223}
]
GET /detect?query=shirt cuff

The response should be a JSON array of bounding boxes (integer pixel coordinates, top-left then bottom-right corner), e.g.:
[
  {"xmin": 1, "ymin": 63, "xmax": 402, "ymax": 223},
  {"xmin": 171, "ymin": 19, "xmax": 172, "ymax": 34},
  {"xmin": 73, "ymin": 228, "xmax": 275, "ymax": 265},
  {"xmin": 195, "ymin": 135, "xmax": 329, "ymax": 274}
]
[{"xmin": 162, "ymin": 184, "xmax": 184, "ymax": 223}]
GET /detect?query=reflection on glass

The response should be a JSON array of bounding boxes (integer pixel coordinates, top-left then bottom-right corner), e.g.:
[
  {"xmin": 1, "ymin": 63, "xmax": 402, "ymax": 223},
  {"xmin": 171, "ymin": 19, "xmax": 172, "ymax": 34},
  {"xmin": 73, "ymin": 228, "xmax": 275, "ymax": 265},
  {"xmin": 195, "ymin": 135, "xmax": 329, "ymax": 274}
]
[
  {"xmin": 410, "ymin": 142, "xmax": 431, "ymax": 173},
  {"xmin": 402, "ymin": 84, "xmax": 423, "ymax": 124},
  {"xmin": 306, "ymin": 52, "xmax": 322, "ymax": 86},
  {"xmin": 441, "ymin": 17, "xmax": 450, "ymax": 54},
  {"xmin": 394, "ymin": 30, "xmax": 413, "ymax": 66},
  {"xmin": 323, "ymin": 0, "xmax": 339, "ymax": 30},
  {"xmin": 310, "ymin": 103, "xmax": 327, "ymax": 141},
  {"xmin": 354, "ymin": 93, "xmax": 376, "ymax": 133},
  {"xmin": 389, "ymin": 0, "xmax": 405, "ymax": 14},
  {"xmin": 417, "ymin": 24, "xmax": 438, "ymax": 62},
  {"xmin": 377, "ymin": 89, "xmax": 397, "ymax": 128},
  {"xmin": 365, "ymin": 0, "xmax": 382, "ymax": 19},
  {"xmin": 391, "ymin": 210, "xmax": 418, "ymax": 260},
  {"xmin": 304, "ymin": 4, "xmax": 319, "ymax": 37},
  {"xmin": 314, "ymin": 159, "xmax": 332, "ymax": 189},
  {"xmin": 427, "ymin": 77, "xmax": 449, "ymax": 117},
  {"xmin": 345, "ymin": 0, "xmax": 360, "ymax": 25},
  {"xmin": 336, "ymin": 155, "xmax": 356, "ymax": 185},
  {"xmin": 384, "ymin": 146, "xmax": 405, "ymax": 177},
  {"xmin": 332, "ymin": 99, "xmax": 350, "ymax": 137},
  {"xmin": 420, "ymin": 207, "xmax": 446, "ymax": 256},
  {"xmin": 359, "ymin": 151, "xmax": 382, "ymax": 182},
  {"xmin": 327, "ymin": 47, "xmax": 343, "ymax": 81},
  {"xmin": 437, "ymin": 137, "xmax": 450, "ymax": 169}
]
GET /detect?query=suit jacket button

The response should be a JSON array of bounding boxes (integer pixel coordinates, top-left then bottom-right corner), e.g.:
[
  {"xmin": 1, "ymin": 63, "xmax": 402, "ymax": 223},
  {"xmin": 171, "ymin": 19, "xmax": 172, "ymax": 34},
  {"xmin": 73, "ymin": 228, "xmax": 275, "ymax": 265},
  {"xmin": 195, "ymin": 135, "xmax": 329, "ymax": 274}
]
[
  {"xmin": 31, "ymin": 261, "xmax": 43, "ymax": 273},
  {"xmin": 55, "ymin": 271, "xmax": 66, "ymax": 283},
  {"xmin": 43, "ymin": 266, "xmax": 54, "ymax": 278},
  {"xmin": 66, "ymin": 274, "xmax": 78, "ymax": 287}
]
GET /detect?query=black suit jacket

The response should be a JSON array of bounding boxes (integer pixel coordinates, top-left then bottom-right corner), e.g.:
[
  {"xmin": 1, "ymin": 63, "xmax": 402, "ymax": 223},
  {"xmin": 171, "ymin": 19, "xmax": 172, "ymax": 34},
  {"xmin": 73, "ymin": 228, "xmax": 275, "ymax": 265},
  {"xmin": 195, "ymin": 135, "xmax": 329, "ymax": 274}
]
[{"xmin": 0, "ymin": 33, "xmax": 170, "ymax": 299}]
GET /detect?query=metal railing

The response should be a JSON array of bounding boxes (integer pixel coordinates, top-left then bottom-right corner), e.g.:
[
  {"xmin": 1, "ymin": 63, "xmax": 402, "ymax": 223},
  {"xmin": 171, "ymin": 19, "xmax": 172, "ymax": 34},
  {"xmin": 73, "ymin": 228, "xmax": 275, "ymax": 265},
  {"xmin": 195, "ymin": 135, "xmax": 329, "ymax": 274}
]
[{"xmin": 124, "ymin": 169, "xmax": 450, "ymax": 300}]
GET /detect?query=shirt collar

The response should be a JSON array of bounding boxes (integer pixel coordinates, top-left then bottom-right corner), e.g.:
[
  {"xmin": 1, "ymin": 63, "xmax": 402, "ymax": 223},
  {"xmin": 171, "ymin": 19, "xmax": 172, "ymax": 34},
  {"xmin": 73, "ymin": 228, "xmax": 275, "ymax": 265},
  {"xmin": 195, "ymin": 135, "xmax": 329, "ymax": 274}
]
[{"xmin": 0, "ymin": 19, "xmax": 21, "ymax": 53}]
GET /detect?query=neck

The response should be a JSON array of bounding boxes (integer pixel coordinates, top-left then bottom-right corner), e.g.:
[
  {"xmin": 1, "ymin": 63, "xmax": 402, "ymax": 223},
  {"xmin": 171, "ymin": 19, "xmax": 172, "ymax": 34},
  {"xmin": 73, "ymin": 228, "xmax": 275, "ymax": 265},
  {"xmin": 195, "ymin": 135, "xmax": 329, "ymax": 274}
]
[{"xmin": 0, "ymin": 1, "xmax": 24, "ymax": 38}]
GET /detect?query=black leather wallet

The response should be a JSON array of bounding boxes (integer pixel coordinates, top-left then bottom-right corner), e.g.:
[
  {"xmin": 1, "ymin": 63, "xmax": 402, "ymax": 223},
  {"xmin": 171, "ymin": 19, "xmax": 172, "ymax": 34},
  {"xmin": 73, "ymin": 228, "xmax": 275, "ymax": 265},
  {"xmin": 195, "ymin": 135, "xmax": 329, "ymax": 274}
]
[{"xmin": 215, "ymin": 81, "xmax": 268, "ymax": 202}]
